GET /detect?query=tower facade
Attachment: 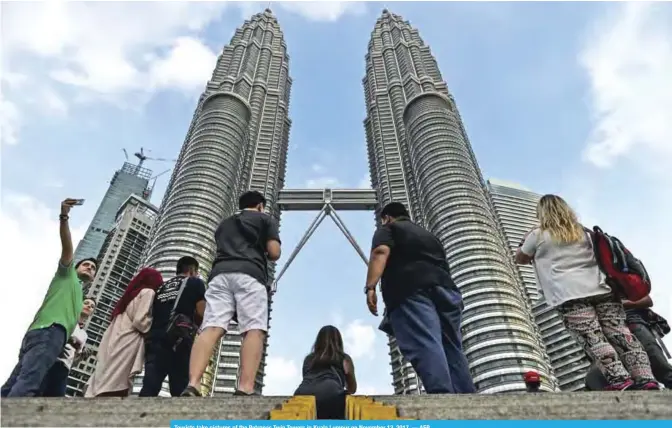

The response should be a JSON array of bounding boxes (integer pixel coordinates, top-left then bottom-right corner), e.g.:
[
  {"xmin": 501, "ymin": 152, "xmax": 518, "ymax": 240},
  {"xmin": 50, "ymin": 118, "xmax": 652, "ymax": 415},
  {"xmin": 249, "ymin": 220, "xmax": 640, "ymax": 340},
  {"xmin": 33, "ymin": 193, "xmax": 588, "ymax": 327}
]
[
  {"xmin": 137, "ymin": 9, "xmax": 291, "ymax": 395},
  {"xmin": 68, "ymin": 195, "xmax": 159, "ymax": 396},
  {"xmin": 487, "ymin": 179, "xmax": 590, "ymax": 391},
  {"xmin": 73, "ymin": 162, "xmax": 152, "ymax": 262},
  {"xmin": 363, "ymin": 10, "xmax": 553, "ymax": 394},
  {"xmin": 487, "ymin": 179, "xmax": 542, "ymax": 302}
]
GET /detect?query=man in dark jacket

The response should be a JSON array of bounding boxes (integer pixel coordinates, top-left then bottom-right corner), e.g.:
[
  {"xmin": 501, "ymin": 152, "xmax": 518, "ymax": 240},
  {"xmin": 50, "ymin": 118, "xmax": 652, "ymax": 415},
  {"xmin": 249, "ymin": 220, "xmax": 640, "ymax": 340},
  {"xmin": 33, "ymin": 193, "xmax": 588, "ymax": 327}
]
[{"xmin": 363, "ymin": 202, "xmax": 475, "ymax": 394}]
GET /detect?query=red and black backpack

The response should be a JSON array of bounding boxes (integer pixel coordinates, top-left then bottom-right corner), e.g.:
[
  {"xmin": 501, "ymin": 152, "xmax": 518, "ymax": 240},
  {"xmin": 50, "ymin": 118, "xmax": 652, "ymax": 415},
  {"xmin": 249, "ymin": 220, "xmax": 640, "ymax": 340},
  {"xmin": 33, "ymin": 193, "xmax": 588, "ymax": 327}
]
[{"xmin": 584, "ymin": 226, "xmax": 651, "ymax": 302}]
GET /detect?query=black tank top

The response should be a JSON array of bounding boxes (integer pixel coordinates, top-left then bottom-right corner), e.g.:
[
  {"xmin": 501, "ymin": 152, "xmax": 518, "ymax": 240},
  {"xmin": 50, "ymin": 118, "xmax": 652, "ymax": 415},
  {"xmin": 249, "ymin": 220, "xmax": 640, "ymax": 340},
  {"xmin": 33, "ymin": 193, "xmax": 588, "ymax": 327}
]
[{"xmin": 302, "ymin": 352, "xmax": 348, "ymax": 388}]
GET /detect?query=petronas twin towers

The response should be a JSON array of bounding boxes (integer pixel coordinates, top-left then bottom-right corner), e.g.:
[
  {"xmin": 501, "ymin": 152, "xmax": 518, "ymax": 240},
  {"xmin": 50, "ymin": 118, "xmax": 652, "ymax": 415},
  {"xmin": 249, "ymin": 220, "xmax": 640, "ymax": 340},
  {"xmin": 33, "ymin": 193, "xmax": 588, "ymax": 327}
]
[{"xmin": 139, "ymin": 9, "xmax": 554, "ymax": 395}]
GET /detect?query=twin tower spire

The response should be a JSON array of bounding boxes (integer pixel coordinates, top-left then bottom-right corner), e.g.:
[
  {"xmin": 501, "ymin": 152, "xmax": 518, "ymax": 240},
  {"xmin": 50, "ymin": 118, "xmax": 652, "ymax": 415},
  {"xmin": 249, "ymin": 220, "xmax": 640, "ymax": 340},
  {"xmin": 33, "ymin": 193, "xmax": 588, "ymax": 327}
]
[{"xmin": 138, "ymin": 9, "xmax": 555, "ymax": 396}]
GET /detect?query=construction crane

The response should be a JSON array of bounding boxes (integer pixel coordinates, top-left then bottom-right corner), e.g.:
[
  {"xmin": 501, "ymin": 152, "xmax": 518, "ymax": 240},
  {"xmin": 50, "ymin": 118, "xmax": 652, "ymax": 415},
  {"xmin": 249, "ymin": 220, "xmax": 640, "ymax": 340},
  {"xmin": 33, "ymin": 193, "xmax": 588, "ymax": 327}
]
[
  {"xmin": 143, "ymin": 168, "xmax": 172, "ymax": 200},
  {"xmin": 133, "ymin": 147, "xmax": 176, "ymax": 168}
]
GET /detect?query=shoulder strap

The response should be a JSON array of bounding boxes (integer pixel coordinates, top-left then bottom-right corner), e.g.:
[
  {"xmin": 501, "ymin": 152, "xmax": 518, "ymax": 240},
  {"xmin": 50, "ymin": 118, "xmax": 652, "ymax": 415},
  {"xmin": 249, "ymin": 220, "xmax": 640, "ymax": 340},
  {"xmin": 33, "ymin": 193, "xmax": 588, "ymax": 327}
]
[{"xmin": 171, "ymin": 276, "xmax": 189, "ymax": 314}]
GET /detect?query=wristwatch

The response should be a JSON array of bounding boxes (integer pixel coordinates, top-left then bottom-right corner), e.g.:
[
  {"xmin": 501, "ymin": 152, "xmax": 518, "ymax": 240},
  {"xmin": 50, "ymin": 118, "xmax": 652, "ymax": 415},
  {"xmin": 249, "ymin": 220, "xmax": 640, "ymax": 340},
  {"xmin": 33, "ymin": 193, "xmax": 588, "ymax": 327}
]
[{"xmin": 364, "ymin": 286, "xmax": 375, "ymax": 294}]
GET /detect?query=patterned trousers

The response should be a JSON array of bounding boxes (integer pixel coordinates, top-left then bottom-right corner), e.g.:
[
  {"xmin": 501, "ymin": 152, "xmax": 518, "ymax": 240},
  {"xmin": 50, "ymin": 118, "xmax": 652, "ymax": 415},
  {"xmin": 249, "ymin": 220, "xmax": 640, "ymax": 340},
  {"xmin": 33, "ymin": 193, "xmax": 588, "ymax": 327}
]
[{"xmin": 558, "ymin": 293, "xmax": 655, "ymax": 385}]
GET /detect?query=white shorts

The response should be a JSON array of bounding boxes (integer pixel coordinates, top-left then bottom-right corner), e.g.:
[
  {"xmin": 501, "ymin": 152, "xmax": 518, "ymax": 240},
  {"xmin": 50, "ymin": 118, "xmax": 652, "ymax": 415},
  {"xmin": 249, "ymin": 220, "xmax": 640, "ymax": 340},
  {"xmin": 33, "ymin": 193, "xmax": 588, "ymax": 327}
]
[{"xmin": 201, "ymin": 272, "xmax": 269, "ymax": 334}]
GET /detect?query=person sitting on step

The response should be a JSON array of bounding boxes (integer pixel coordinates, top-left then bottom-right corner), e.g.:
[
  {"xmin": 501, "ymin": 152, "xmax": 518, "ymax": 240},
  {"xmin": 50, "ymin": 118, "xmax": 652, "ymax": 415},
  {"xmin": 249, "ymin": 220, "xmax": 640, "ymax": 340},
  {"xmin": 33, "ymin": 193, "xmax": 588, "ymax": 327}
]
[{"xmin": 294, "ymin": 325, "xmax": 357, "ymax": 419}]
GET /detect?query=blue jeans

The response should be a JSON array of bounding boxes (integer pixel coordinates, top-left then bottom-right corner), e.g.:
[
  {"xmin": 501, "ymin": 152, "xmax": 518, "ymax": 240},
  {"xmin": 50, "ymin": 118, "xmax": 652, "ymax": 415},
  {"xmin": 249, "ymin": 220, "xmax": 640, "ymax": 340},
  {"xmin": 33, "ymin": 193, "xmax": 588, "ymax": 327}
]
[
  {"xmin": 138, "ymin": 338, "xmax": 191, "ymax": 397},
  {"xmin": 388, "ymin": 286, "xmax": 476, "ymax": 394},
  {"xmin": 40, "ymin": 361, "xmax": 70, "ymax": 397},
  {"xmin": 2, "ymin": 324, "xmax": 67, "ymax": 397}
]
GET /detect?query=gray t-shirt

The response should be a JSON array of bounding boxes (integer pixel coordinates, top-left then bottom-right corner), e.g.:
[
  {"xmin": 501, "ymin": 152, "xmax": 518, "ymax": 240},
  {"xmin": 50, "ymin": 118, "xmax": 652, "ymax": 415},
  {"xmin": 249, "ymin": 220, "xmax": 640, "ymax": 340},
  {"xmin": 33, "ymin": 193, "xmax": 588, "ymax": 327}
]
[
  {"xmin": 209, "ymin": 210, "xmax": 281, "ymax": 286},
  {"xmin": 521, "ymin": 228, "xmax": 611, "ymax": 308}
]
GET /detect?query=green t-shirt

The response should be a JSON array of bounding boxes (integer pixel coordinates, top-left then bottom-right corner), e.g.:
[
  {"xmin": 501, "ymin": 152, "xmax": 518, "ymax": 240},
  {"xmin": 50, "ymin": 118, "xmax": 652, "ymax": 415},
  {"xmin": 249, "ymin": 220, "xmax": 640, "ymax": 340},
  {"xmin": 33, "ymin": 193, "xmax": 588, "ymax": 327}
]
[{"xmin": 29, "ymin": 262, "xmax": 84, "ymax": 338}]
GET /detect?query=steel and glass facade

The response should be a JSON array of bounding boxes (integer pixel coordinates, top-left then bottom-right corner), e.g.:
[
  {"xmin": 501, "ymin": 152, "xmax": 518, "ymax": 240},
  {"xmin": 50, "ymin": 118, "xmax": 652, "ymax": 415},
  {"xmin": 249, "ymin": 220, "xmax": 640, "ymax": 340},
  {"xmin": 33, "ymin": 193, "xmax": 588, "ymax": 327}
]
[
  {"xmin": 137, "ymin": 9, "xmax": 291, "ymax": 396},
  {"xmin": 488, "ymin": 179, "xmax": 590, "ymax": 391},
  {"xmin": 67, "ymin": 195, "xmax": 159, "ymax": 396},
  {"xmin": 73, "ymin": 162, "xmax": 151, "ymax": 263},
  {"xmin": 363, "ymin": 10, "xmax": 553, "ymax": 394}
]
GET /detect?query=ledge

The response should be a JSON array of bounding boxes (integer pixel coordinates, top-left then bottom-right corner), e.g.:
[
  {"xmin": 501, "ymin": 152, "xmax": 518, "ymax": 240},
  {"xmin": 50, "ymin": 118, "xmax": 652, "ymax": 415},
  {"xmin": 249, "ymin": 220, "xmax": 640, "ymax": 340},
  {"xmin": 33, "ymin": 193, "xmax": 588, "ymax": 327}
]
[{"xmin": 2, "ymin": 392, "xmax": 670, "ymax": 427}]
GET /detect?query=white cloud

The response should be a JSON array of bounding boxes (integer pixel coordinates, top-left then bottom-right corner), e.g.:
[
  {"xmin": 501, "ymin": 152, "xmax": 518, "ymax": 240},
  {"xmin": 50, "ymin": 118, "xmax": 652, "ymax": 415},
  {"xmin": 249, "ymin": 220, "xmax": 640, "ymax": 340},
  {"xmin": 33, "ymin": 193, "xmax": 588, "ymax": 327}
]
[
  {"xmin": 44, "ymin": 179, "xmax": 65, "ymax": 189},
  {"xmin": 1, "ymin": 1, "xmax": 226, "ymax": 140},
  {"xmin": 0, "ymin": 95, "xmax": 20, "ymax": 146},
  {"xmin": 305, "ymin": 176, "xmax": 342, "ymax": 188},
  {"xmin": 40, "ymin": 89, "xmax": 69, "ymax": 116},
  {"xmin": 1, "ymin": 71, "xmax": 28, "ymax": 89},
  {"xmin": 278, "ymin": 1, "xmax": 367, "ymax": 22},
  {"xmin": 358, "ymin": 174, "xmax": 371, "ymax": 189},
  {"xmin": 576, "ymin": 2, "xmax": 672, "ymax": 350},
  {"xmin": 354, "ymin": 384, "xmax": 380, "ymax": 396},
  {"xmin": 342, "ymin": 319, "xmax": 377, "ymax": 360},
  {"xmin": 580, "ymin": 3, "xmax": 672, "ymax": 169},
  {"xmin": 0, "ymin": 1, "xmax": 361, "ymax": 146},
  {"xmin": 263, "ymin": 355, "xmax": 301, "ymax": 396},
  {"xmin": 311, "ymin": 164, "xmax": 325, "ymax": 174},
  {"xmin": 0, "ymin": 193, "xmax": 86, "ymax": 381},
  {"xmin": 148, "ymin": 37, "xmax": 217, "ymax": 94}
]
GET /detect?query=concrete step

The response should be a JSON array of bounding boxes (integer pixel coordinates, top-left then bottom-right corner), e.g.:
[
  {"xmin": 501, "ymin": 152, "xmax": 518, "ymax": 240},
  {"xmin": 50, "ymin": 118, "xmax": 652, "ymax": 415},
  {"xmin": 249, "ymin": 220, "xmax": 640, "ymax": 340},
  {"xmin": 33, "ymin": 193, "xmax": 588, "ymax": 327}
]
[
  {"xmin": 1, "ymin": 396, "xmax": 291, "ymax": 427},
  {"xmin": 3, "ymin": 392, "xmax": 671, "ymax": 426},
  {"xmin": 373, "ymin": 391, "xmax": 672, "ymax": 420}
]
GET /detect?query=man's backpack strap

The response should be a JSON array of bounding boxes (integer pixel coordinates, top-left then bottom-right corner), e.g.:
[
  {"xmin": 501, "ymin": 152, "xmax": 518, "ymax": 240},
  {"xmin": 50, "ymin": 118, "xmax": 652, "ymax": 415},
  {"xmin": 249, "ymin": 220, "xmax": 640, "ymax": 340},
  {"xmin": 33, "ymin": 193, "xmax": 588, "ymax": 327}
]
[{"xmin": 170, "ymin": 276, "xmax": 189, "ymax": 317}]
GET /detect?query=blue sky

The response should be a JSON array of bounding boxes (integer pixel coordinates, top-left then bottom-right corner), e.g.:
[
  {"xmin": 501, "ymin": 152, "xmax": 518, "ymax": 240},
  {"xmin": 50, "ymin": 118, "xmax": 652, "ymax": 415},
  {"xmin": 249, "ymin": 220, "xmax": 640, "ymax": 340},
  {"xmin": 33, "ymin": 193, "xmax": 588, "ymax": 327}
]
[{"xmin": 2, "ymin": 1, "xmax": 671, "ymax": 395}]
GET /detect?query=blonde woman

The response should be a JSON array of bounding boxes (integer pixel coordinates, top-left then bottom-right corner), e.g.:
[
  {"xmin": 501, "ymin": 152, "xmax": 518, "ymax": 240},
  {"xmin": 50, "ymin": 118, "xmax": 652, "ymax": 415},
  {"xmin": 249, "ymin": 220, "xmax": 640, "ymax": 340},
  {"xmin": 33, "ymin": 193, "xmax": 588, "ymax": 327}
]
[{"xmin": 515, "ymin": 194, "xmax": 658, "ymax": 391}]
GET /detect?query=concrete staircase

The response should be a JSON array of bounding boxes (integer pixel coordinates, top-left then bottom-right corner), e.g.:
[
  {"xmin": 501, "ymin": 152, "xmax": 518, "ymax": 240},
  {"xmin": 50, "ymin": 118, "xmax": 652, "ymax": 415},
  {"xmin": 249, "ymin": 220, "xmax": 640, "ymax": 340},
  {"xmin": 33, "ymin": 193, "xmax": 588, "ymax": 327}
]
[
  {"xmin": 373, "ymin": 392, "xmax": 672, "ymax": 420},
  {"xmin": 2, "ymin": 392, "xmax": 671, "ymax": 426},
  {"xmin": 1, "ymin": 396, "xmax": 287, "ymax": 426}
]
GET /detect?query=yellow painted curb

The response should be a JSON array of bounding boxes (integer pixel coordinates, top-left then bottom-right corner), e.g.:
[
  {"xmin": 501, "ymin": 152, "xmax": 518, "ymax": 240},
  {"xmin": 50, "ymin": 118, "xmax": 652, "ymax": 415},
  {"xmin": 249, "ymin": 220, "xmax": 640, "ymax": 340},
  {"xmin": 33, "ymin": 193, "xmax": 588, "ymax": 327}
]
[
  {"xmin": 346, "ymin": 395, "xmax": 412, "ymax": 420},
  {"xmin": 269, "ymin": 395, "xmax": 412, "ymax": 420},
  {"xmin": 270, "ymin": 396, "xmax": 317, "ymax": 420}
]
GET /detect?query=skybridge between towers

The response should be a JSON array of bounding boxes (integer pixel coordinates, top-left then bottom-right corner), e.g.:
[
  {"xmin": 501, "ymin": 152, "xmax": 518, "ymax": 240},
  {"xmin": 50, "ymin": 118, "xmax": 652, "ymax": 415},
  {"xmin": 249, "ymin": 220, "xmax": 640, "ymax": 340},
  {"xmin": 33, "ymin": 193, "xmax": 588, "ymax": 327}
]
[{"xmin": 271, "ymin": 188, "xmax": 378, "ymax": 293}]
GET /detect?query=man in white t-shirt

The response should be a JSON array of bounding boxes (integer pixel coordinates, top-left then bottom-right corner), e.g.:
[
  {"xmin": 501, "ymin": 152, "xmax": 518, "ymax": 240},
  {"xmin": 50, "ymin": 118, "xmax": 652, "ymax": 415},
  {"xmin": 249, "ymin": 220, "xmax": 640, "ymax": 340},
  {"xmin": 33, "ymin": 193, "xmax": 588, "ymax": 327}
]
[{"xmin": 40, "ymin": 298, "xmax": 95, "ymax": 396}]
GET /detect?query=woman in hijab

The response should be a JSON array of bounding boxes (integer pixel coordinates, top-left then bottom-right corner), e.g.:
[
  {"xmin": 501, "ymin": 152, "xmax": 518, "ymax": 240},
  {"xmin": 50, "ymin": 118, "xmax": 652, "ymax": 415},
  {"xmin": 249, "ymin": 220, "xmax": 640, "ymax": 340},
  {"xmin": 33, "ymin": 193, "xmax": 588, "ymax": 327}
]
[{"xmin": 85, "ymin": 267, "xmax": 163, "ymax": 397}]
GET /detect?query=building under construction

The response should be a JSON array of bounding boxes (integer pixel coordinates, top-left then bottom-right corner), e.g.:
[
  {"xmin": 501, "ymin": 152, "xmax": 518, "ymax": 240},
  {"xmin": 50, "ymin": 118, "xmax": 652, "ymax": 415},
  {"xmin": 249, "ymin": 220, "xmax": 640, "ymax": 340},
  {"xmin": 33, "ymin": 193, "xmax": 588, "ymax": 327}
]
[{"xmin": 67, "ymin": 194, "xmax": 159, "ymax": 396}]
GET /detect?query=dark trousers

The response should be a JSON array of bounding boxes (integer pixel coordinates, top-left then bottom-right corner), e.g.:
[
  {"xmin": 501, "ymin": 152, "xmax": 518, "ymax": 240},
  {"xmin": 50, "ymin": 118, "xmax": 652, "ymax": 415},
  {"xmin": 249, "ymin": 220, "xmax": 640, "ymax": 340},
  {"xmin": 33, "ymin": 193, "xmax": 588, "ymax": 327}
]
[
  {"xmin": 40, "ymin": 362, "xmax": 70, "ymax": 397},
  {"xmin": 1, "ymin": 325, "xmax": 66, "ymax": 397},
  {"xmin": 295, "ymin": 378, "xmax": 346, "ymax": 419},
  {"xmin": 585, "ymin": 322, "xmax": 672, "ymax": 389},
  {"xmin": 388, "ymin": 286, "xmax": 476, "ymax": 394},
  {"xmin": 630, "ymin": 323, "xmax": 672, "ymax": 388},
  {"xmin": 138, "ymin": 339, "xmax": 191, "ymax": 397}
]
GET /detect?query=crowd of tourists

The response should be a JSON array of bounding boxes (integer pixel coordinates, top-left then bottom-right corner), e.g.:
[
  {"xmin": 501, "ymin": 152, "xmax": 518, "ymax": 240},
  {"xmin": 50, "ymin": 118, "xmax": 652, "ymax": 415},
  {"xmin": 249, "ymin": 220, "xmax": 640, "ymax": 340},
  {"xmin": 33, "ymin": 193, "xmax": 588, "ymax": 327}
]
[{"xmin": 2, "ymin": 191, "xmax": 669, "ymax": 418}]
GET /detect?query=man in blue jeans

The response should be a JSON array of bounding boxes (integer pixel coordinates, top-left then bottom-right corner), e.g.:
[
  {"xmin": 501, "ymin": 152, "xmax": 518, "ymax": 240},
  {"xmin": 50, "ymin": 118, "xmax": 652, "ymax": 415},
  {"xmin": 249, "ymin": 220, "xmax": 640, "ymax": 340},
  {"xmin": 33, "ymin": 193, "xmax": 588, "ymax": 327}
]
[
  {"xmin": 139, "ymin": 256, "xmax": 206, "ymax": 397},
  {"xmin": 2, "ymin": 198, "xmax": 97, "ymax": 397},
  {"xmin": 364, "ymin": 202, "xmax": 475, "ymax": 394}
]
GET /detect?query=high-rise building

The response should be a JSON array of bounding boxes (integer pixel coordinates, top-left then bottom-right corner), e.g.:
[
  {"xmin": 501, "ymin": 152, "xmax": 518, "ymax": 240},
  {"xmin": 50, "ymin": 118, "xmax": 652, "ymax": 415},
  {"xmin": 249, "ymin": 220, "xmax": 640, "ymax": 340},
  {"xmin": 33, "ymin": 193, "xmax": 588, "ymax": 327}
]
[
  {"xmin": 487, "ymin": 179, "xmax": 590, "ymax": 391},
  {"xmin": 487, "ymin": 179, "xmax": 541, "ymax": 302},
  {"xmin": 363, "ymin": 10, "xmax": 553, "ymax": 394},
  {"xmin": 136, "ymin": 9, "xmax": 291, "ymax": 396},
  {"xmin": 73, "ymin": 162, "xmax": 152, "ymax": 263},
  {"xmin": 67, "ymin": 194, "xmax": 159, "ymax": 396}
]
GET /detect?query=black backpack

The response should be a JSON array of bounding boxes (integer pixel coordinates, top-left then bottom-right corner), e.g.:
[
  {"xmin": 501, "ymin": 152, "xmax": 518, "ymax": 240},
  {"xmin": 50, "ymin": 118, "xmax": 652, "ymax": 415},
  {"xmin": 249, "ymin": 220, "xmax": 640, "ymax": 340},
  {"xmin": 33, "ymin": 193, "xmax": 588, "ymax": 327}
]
[{"xmin": 163, "ymin": 277, "xmax": 197, "ymax": 351}]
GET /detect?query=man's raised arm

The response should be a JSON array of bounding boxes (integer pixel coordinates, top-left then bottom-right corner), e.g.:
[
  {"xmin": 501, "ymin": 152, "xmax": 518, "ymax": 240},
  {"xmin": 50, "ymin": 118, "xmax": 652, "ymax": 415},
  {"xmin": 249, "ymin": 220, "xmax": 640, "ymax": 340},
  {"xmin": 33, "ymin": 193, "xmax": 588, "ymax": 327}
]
[{"xmin": 59, "ymin": 198, "xmax": 79, "ymax": 267}]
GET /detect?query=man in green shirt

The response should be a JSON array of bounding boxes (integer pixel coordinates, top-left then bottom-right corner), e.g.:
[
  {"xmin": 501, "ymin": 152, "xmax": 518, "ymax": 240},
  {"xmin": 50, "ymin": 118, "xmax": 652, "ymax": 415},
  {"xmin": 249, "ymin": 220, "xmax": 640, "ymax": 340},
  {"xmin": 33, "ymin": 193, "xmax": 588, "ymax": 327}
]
[{"xmin": 2, "ymin": 198, "xmax": 97, "ymax": 397}]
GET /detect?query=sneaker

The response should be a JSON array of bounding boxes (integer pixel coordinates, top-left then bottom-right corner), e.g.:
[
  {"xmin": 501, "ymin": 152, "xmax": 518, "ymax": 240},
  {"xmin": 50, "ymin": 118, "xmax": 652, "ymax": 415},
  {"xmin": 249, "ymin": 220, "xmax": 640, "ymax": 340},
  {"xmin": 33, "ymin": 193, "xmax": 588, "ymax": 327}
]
[
  {"xmin": 604, "ymin": 379, "xmax": 635, "ymax": 391},
  {"xmin": 180, "ymin": 386, "xmax": 202, "ymax": 397},
  {"xmin": 632, "ymin": 381, "xmax": 660, "ymax": 391}
]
